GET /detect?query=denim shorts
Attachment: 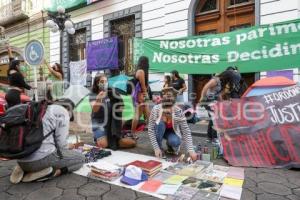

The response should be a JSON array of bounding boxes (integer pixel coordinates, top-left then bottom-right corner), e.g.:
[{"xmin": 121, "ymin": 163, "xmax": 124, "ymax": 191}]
[{"xmin": 92, "ymin": 125, "xmax": 106, "ymax": 141}]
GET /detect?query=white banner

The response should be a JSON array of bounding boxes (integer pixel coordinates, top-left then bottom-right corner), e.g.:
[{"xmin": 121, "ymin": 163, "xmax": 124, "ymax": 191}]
[{"xmin": 70, "ymin": 60, "xmax": 87, "ymax": 86}]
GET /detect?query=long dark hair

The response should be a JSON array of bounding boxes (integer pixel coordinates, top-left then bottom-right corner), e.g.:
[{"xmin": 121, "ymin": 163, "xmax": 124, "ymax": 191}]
[
  {"xmin": 137, "ymin": 56, "xmax": 149, "ymax": 86},
  {"xmin": 92, "ymin": 73, "xmax": 106, "ymax": 94},
  {"xmin": 171, "ymin": 70, "xmax": 180, "ymax": 80},
  {"xmin": 7, "ymin": 60, "xmax": 21, "ymax": 75},
  {"xmin": 218, "ymin": 70, "xmax": 235, "ymax": 91},
  {"xmin": 54, "ymin": 63, "xmax": 64, "ymax": 79},
  {"xmin": 164, "ymin": 75, "xmax": 171, "ymax": 86}
]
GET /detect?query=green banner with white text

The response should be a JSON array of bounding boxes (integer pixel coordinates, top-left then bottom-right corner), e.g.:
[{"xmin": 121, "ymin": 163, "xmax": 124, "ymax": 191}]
[
  {"xmin": 134, "ymin": 19, "xmax": 300, "ymax": 74},
  {"xmin": 45, "ymin": 0, "xmax": 86, "ymax": 12}
]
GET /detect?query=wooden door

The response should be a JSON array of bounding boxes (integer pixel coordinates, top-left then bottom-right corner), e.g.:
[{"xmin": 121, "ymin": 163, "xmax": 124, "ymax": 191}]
[{"xmin": 192, "ymin": 0, "xmax": 255, "ymax": 105}]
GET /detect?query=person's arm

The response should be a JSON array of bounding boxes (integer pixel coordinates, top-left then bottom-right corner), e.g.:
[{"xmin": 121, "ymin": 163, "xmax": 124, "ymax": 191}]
[
  {"xmin": 136, "ymin": 70, "xmax": 147, "ymax": 93},
  {"xmin": 148, "ymin": 106, "xmax": 160, "ymax": 151},
  {"xmin": 54, "ymin": 107, "xmax": 70, "ymax": 149},
  {"xmin": 179, "ymin": 80, "xmax": 187, "ymax": 94},
  {"xmin": 91, "ymin": 92, "xmax": 106, "ymax": 113},
  {"xmin": 45, "ymin": 60, "xmax": 63, "ymax": 80},
  {"xmin": 6, "ymin": 45, "xmax": 13, "ymax": 61},
  {"xmin": 200, "ymin": 78, "xmax": 217, "ymax": 102},
  {"xmin": 13, "ymin": 72, "xmax": 32, "ymax": 90},
  {"xmin": 177, "ymin": 110, "xmax": 197, "ymax": 160}
]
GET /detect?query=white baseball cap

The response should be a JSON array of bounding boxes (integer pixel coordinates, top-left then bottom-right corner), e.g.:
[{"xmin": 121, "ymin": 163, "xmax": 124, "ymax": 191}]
[{"xmin": 121, "ymin": 165, "xmax": 148, "ymax": 186}]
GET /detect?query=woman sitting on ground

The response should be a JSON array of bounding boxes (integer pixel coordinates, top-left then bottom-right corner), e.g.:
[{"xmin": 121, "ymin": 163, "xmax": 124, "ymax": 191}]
[
  {"xmin": 10, "ymin": 104, "xmax": 85, "ymax": 184},
  {"xmin": 148, "ymin": 87, "xmax": 197, "ymax": 160},
  {"xmin": 90, "ymin": 73, "xmax": 136, "ymax": 149}
]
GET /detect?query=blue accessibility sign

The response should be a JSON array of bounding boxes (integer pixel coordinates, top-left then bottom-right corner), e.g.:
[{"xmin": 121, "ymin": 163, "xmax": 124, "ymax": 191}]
[{"xmin": 24, "ymin": 40, "xmax": 44, "ymax": 66}]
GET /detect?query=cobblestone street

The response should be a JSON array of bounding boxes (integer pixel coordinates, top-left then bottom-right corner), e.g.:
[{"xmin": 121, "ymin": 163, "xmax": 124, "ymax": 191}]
[{"xmin": 1, "ymin": 129, "xmax": 299, "ymax": 200}]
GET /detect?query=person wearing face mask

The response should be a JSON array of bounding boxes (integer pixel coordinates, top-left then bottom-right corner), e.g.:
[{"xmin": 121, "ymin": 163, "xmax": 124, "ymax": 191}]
[
  {"xmin": 148, "ymin": 87, "xmax": 197, "ymax": 161},
  {"xmin": 5, "ymin": 45, "xmax": 33, "ymax": 108},
  {"xmin": 45, "ymin": 59, "xmax": 64, "ymax": 101},
  {"xmin": 89, "ymin": 74, "xmax": 109, "ymax": 148}
]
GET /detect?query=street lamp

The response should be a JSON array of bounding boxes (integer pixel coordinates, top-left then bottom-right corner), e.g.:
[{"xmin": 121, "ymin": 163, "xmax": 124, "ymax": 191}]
[{"xmin": 46, "ymin": 5, "xmax": 75, "ymax": 65}]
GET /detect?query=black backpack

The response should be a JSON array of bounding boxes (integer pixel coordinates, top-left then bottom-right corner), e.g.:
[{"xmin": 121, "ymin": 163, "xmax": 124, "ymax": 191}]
[{"xmin": 0, "ymin": 100, "xmax": 55, "ymax": 159}]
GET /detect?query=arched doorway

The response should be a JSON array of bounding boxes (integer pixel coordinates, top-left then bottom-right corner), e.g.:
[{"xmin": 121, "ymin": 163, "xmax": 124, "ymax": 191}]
[
  {"xmin": 188, "ymin": 0, "xmax": 256, "ymax": 106},
  {"xmin": 0, "ymin": 46, "xmax": 23, "ymax": 84}
]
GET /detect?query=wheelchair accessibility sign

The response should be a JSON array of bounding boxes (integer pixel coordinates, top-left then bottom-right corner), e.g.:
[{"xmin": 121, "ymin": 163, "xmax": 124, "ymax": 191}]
[{"xmin": 24, "ymin": 40, "xmax": 44, "ymax": 66}]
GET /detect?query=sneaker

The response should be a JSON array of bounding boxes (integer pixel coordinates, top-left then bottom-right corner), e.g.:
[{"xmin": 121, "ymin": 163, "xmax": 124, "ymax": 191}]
[
  {"xmin": 22, "ymin": 167, "xmax": 53, "ymax": 183},
  {"xmin": 10, "ymin": 165, "xmax": 24, "ymax": 184}
]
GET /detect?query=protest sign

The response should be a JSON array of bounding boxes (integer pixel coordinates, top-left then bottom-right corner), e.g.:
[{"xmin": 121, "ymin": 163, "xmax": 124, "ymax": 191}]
[
  {"xmin": 70, "ymin": 60, "xmax": 87, "ymax": 86},
  {"xmin": 212, "ymin": 85, "xmax": 300, "ymax": 168},
  {"xmin": 134, "ymin": 18, "xmax": 300, "ymax": 74},
  {"xmin": 86, "ymin": 37, "xmax": 118, "ymax": 71}
]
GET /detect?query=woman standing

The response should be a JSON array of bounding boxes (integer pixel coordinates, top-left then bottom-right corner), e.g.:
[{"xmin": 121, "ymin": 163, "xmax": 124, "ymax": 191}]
[
  {"xmin": 163, "ymin": 75, "xmax": 171, "ymax": 88},
  {"xmin": 171, "ymin": 70, "xmax": 186, "ymax": 102},
  {"xmin": 200, "ymin": 70, "xmax": 235, "ymax": 141},
  {"xmin": 45, "ymin": 60, "xmax": 64, "ymax": 101},
  {"xmin": 5, "ymin": 45, "xmax": 32, "ymax": 108},
  {"xmin": 130, "ymin": 56, "xmax": 151, "ymax": 138}
]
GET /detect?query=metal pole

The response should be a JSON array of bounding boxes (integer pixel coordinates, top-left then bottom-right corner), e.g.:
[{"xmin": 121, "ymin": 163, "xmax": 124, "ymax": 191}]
[{"xmin": 60, "ymin": 30, "xmax": 63, "ymax": 65}]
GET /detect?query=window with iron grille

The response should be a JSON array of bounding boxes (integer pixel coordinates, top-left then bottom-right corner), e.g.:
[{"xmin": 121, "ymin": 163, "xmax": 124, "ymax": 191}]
[
  {"xmin": 69, "ymin": 28, "xmax": 86, "ymax": 62},
  {"xmin": 230, "ymin": 0, "xmax": 251, "ymax": 5},
  {"xmin": 198, "ymin": 0, "xmax": 218, "ymax": 13},
  {"xmin": 110, "ymin": 15, "xmax": 135, "ymax": 75},
  {"xmin": 198, "ymin": 29, "xmax": 217, "ymax": 35},
  {"xmin": 230, "ymin": 23, "xmax": 251, "ymax": 31}
]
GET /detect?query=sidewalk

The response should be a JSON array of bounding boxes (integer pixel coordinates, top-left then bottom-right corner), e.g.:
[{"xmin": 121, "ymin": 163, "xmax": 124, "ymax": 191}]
[{"xmin": 1, "ymin": 128, "xmax": 300, "ymax": 200}]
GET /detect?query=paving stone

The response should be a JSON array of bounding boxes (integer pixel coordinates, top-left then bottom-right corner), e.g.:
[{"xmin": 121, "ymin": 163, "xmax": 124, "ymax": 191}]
[
  {"xmin": 78, "ymin": 182, "xmax": 110, "ymax": 197},
  {"xmin": 260, "ymin": 168, "xmax": 287, "ymax": 176},
  {"xmin": 0, "ymin": 183, "xmax": 10, "ymax": 192},
  {"xmin": 136, "ymin": 192, "xmax": 150, "ymax": 198},
  {"xmin": 257, "ymin": 194, "xmax": 288, "ymax": 200},
  {"xmin": 0, "ymin": 176, "xmax": 11, "ymax": 185},
  {"xmin": 103, "ymin": 187, "xmax": 136, "ymax": 200},
  {"xmin": 61, "ymin": 189, "xmax": 76, "ymax": 196},
  {"xmin": 25, "ymin": 187, "xmax": 62, "ymax": 200},
  {"xmin": 0, "ymin": 167, "xmax": 12, "ymax": 177},
  {"xmin": 54, "ymin": 194, "xmax": 85, "ymax": 200},
  {"xmin": 241, "ymin": 189, "xmax": 256, "ymax": 200},
  {"xmin": 257, "ymin": 173, "xmax": 287, "ymax": 184},
  {"xmin": 136, "ymin": 197, "xmax": 159, "ymax": 200},
  {"xmin": 243, "ymin": 179, "xmax": 256, "ymax": 188},
  {"xmin": 87, "ymin": 197, "xmax": 102, "ymax": 200},
  {"xmin": 0, "ymin": 161, "xmax": 17, "ymax": 169},
  {"xmin": 0, "ymin": 192, "xmax": 13, "ymax": 200},
  {"xmin": 247, "ymin": 186, "xmax": 265, "ymax": 194},
  {"xmin": 57, "ymin": 174, "xmax": 88, "ymax": 189},
  {"xmin": 293, "ymin": 188, "xmax": 300, "ymax": 196},
  {"xmin": 258, "ymin": 182, "xmax": 292, "ymax": 196},
  {"xmin": 42, "ymin": 178, "xmax": 58, "ymax": 188},
  {"xmin": 245, "ymin": 171, "xmax": 257, "ymax": 181},
  {"xmin": 289, "ymin": 177, "xmax": 300, "ymax": 187},
  {"xmin": 282, "ymin": 182, "xmax": 300, "ymax": 189},
  {"xmin": 7, "ymin": 182, "xmax": 43, "ymax": 195},
  {"xmin": 287, "ymin": 195, "xmax": 300, "ymax": 200}
]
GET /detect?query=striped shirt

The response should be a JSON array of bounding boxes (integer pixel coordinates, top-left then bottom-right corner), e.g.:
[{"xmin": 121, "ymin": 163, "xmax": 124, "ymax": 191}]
[{"xmin": 148, "ymin": 104, "xmax": 195, "ymax": 153}]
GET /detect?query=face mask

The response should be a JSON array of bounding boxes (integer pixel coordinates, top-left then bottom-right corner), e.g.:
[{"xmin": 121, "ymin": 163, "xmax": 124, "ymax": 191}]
[
  {"xmin": 98, "ymin": 82, "xmax": 108, "ymax": 91},
  {"xmin": 161, "ymin": 95, "xmax": 175, "ymax": 108}
]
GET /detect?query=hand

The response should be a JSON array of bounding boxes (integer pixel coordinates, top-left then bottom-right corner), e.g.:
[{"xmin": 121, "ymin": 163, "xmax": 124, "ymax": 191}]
[
  {"xmin": 96, "ymin": 91, "xmax": 106, "ymax": 101},
  {"xmin": 154, "ymin": 149, "xmax": 162, "ymax": 158},
  {"xmin": 189, "ymin": 151, "xmax": 198, "ymax": 161}
]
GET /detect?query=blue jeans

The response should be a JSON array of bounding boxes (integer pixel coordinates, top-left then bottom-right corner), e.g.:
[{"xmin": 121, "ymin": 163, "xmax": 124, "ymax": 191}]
[
  {"xmin": 92, "ymin": 120, "xmax": 106, "ymax": 141},
  {"xmin": 155, "ymin": 121, "xmax": 181, "ymax": 151}
]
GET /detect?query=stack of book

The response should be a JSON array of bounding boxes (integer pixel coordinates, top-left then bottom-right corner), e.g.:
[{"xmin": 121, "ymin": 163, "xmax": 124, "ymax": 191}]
[
  {"xmin": 126, "ymin": 160, "xmax": 162, "ymax": 177},
  {"xmin": 88, "ymin": 161, "xmax": 123, "ymax": 181}
]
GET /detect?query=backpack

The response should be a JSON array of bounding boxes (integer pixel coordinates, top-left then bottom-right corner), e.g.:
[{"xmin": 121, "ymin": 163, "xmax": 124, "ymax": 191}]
[{"xmin": 0, "ymin": 100, "xmax": 54, "ymax": 159}]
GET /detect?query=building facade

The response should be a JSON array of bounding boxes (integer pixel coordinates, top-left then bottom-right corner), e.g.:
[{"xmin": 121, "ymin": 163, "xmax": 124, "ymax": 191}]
[
  {"xmin": 0, "ymin": 0, "xmax": 50, "ymax": 98},
  {"xmin": 48, "ymin": 0, "xmax": 300, "ymax": 98}
]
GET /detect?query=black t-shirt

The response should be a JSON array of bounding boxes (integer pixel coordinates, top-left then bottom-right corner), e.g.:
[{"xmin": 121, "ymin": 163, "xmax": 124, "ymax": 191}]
[
  {"xmin": 89, "ymin": 93, "xmax": 109, "ymax": 124},
  {"xmin": 172, "ymin": 78, "xmax": 185, "ymax": 91}
]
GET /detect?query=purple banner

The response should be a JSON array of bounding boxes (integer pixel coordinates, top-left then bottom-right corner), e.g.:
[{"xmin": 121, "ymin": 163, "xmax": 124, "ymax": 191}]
[
  {"xmin": 87, "ymin": 37, "xmax": 118, "ymax": 71},
  {"xmin": 267, "ymin": 70, "xmax": 294, "ymax": 80}
]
